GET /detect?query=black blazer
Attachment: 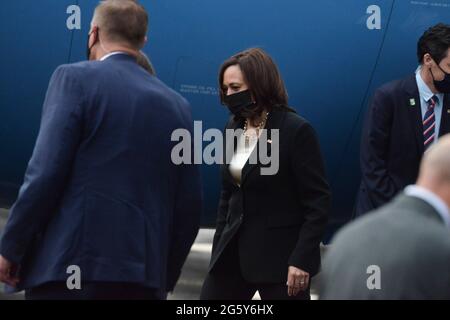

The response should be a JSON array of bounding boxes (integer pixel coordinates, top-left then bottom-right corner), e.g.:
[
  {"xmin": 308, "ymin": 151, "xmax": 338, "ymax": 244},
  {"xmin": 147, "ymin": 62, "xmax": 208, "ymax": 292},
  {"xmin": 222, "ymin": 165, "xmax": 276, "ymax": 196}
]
[
  {"xmin": 356, "ymin": 74, "xmax": 450, "ymax": 216},
  {"xmin": 209, "ymin": 108, "xmax": 331, "ymax": 283}
]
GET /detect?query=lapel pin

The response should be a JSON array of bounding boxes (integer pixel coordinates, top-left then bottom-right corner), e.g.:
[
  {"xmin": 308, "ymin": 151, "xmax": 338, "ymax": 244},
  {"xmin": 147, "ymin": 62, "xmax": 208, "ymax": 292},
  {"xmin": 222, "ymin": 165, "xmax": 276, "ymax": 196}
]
[
  {"xmin": 267, "ymin": 139, "xmax": 272, "ymax": 144},
  {"xmin": 409, "ymin": 98, "xmax": 416, "ymax": 106}
]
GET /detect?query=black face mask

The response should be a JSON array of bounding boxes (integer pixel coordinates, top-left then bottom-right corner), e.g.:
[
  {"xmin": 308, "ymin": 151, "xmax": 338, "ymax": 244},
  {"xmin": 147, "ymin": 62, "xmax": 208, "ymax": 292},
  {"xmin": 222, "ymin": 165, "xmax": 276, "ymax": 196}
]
[
  {"xmin": 430, "ymin": 64, "xmax": 450, "ymax": 94},
  {"xmin": 86, "ymin": 30, "xmax": 97, "ymax": 61},
  {"xmin": 86, "ymin": 33, "xmax": 92, "ymax": 60},
  {"xmin": 223, "ymin": 90, "xmax": 256, "ymax": 117}
]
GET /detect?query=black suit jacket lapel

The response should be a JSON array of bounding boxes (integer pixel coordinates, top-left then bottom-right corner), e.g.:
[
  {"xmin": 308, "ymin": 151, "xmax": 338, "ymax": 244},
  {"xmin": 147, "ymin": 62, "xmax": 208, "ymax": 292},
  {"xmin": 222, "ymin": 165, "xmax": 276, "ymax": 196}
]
[
  {"xmin": 222, "ymin": 116, "xmax": 243, "ymax": 187},
  {"xmin": 240, "ymin": 138, "xmax": 265, "ymax": 186},
  {"xmin": 439, "ymin": 94, "xmax": 450, "ymax": 137},
  {"xmin": 405, "ymin": 74, "xmax": 424, "ymax": 155}
]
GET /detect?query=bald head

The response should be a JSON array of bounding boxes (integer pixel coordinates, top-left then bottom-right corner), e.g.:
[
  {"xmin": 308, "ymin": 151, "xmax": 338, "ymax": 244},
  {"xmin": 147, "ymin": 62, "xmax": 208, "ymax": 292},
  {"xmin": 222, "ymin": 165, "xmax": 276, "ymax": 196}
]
[
  {"xmin": 419, "ymin": 135, "xmax": 450, "ymax": 184},
  {"xmin": 92, "ymin": 0, "xmax": 148, "ymax": 49},
  {"xmin": 416, "ymin": 135, "xmax": 450, "ymax": 208}
]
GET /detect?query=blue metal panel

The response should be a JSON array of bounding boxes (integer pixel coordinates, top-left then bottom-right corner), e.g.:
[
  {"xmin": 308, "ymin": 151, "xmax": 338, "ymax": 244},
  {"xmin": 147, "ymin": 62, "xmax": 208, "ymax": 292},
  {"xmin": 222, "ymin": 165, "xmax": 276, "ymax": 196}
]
[
  {"xmin": 0, "ymin": 0, "xmax": 75, "ymax": 206},
  {"xmin": 2, "ymin": 0, "xmax": 450, "ymax": 240},
  {"xmin": 135, "ymin": 0, "xmax": 392, "ymax": 232}
]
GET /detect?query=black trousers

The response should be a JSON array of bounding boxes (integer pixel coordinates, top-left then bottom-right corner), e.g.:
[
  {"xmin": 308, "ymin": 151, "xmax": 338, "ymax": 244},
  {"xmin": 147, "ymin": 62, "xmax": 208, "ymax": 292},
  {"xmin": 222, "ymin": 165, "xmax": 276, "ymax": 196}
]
[
  {"xmin": 200, "ymin": 235, "xmax": 310, "ymax": 300},
  {"xmin": 25, "ymin": 281, "xmax": 161, "ymax": 300}
]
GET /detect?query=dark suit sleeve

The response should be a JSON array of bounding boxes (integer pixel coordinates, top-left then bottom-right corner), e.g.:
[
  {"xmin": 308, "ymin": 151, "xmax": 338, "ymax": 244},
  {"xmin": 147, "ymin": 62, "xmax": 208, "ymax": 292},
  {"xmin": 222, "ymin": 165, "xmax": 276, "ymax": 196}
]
[
  {"xmin": 0, "ymin": 65, "xmax": 83, "ymax": 264},
  {"xmin": 360, "ymin": 87, "xmax": 397, "ymax": 208},
  {"xmin": 211, "ymin": 181, "xmax": 231, "ymax": 252},
  {"xmin": 211, "ymin": 119, "xmax": 234, "ymax": 252},
  {"xmin": 166, "ymin": 102, "xmax": 202, "ymax": 292},
  {"xmin": 288, "ymin": 122, "xmax": 331, "ymax": 272}
]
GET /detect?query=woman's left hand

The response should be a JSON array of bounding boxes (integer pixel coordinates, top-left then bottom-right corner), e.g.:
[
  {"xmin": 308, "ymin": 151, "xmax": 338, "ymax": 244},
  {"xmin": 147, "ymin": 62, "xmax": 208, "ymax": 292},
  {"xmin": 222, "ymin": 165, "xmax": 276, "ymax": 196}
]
[{"xmin": 287, "ymin": 266, "xmax": 309, "ymax": 296}]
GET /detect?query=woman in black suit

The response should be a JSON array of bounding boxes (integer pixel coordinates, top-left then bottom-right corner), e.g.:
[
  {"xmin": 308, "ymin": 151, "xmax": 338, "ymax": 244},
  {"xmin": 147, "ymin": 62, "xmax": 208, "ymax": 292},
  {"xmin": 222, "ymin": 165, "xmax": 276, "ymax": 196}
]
[{"xmin": 200, "ymin": 48, "xmax": 331, "ymax": 300}]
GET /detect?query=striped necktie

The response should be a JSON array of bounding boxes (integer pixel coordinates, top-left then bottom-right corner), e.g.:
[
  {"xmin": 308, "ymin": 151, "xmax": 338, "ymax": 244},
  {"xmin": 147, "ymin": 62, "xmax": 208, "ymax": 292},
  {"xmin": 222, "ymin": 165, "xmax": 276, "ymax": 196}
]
[{"xmin": 423, "ymin": 95, "xmax": 439, "ymax": 151}]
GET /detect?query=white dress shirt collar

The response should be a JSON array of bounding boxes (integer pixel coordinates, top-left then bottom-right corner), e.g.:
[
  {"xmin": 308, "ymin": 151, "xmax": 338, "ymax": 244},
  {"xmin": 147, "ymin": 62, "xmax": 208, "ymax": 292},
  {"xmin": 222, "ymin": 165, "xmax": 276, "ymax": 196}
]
[
  {"xmin": 100, "ymin": 51, "xmax": 130, "ymax": 61},
  {"xmin": 415, "ymin": 66, "xmax": 444, "ymax": 104},
  {"xmin": 404, "ymin": 185, "xmax": 450, "ymax": 227}
]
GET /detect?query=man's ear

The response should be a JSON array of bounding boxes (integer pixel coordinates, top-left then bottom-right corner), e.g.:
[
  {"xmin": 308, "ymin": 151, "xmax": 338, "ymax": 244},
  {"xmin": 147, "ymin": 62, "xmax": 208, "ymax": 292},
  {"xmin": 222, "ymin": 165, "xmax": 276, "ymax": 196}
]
[
  {"xmin": 137, "ymin": 37, "xmax": 147, "ymax": 50},
  {"xmin": 423, "ymin": 53, "xmax": 434, "ymax": 67},
  {"xmin": 91, "ymin": 25, "xmax": 100, "ymax": 43},
  {"xmin": 139, "ymin": 36, "xmax": 148, "ymax": 49}
]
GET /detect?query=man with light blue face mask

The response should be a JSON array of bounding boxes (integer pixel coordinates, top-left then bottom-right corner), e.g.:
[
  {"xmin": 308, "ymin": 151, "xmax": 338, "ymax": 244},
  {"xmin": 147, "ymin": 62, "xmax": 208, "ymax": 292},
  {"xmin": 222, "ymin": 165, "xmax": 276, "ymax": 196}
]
[{"xmin": 356, "ymin": 23, "xmax": 450, "ymax": 217}]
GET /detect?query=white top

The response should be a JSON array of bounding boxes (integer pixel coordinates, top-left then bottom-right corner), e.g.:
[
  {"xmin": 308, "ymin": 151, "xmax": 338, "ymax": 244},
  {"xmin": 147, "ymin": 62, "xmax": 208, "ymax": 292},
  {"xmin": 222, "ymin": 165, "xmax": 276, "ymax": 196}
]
[
  {"xmin": 404, "ymin": 185, "xmax": 450, "ymax": 228},
  {"xmin": 229, "ymin": 129, "xmax": 259, "ymax": 186},
  {"xmin": 100, "ymin": 51, "xmax": 130, "ymax": 61}
]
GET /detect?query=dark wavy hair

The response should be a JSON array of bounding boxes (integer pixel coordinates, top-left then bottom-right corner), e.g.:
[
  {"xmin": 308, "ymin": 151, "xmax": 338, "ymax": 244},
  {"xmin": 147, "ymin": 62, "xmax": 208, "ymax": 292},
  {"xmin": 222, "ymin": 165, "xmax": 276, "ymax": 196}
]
[
  {"xmin": 417, "ymin": 23, "xmax": 450, "ymax": 64},
  {"xmin": 219, "ymin": 48, "xmax": 294, "ymax": 124}
]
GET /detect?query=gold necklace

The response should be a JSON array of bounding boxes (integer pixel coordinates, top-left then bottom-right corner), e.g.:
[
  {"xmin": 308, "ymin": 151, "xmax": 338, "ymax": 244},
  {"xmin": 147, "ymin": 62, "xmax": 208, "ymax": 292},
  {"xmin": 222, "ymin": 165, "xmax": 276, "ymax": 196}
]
[{"xmin": 243, "ymin": 111, "xmax": 269, "ymax": 151}]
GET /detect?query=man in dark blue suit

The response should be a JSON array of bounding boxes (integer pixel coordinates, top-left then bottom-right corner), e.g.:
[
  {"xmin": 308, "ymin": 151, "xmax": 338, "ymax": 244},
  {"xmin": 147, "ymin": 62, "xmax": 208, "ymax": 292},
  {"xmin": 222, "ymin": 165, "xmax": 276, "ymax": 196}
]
[
  {"xmin": 0, "ymin": 0, "xmax": 202, "ymax": 299},
  {"xmin": 356, "ymin": 23, "xmax": 450, "ymax": 217}
]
